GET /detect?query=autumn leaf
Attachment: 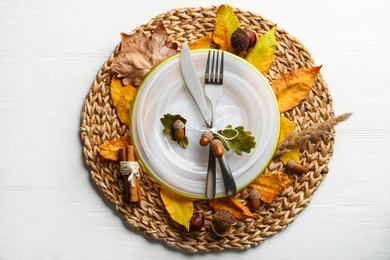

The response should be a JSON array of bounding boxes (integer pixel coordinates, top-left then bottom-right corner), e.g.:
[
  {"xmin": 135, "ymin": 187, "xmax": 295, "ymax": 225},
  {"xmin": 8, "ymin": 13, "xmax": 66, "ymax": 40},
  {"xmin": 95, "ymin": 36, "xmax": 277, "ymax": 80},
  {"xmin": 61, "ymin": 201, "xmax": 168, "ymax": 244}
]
[
  {"xmin": 209, "ymin": 196, "xmax": 259, "ymax": 220},
  {"xmin": 188, "ymin": 34, "xmax": 213, "ymax": 50},
  {"xmin": 212, "ymin": 4, "xmax": 240, "ymax": 52},
  {"xmin": 111, "ymin": 20, "xmax": 179, "ymax": 86},
  {"xmin": 272, "ymin": 66, "xmax": 322, "ymax": 113},
  {"xmin": 99, "ymin": 136, "xmax": 131, "ymax": 161},
  {"xmin": 245, "ymin": 26, "xmax": 276, "ymax": 75},
  {"xmin": 217, "ymin": 125, "xmax": 256, "ymax": 155},
  {"xmin": 250, "ymin": 172, "xmax": 292, "ymax": 203},
  {"xmin": 279, "ymin": 116, "xmax": 300, "ymax": 164},
  {"xmin": 110, "ymin": 76, "xmax": 137, "ymax": 126},
  {"xmin": 160, "ymin": 187, "xmax": 194, "ymax": 231},
  {"xmin": 160, "ymin": 113, "xmax": 188, "ymax": 148}
]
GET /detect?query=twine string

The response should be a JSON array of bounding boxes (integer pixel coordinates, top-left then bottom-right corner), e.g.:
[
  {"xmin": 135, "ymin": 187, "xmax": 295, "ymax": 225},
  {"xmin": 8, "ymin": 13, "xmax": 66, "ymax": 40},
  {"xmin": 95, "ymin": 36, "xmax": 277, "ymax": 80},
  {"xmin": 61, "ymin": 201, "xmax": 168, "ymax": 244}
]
[
  {"xmin": 187, "ymin": 125, "xmax": 239, "ymax": 149},
  {"xmin": 120, "ymin": 161, "xmax": 141, "ymax": 187}
]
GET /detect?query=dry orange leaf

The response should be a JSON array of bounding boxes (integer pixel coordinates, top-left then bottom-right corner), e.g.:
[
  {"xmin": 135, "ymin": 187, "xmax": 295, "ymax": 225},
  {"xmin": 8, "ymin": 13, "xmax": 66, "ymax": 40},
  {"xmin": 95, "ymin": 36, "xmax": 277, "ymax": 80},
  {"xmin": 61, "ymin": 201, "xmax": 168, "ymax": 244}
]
[
  {"xmin": 272, "ymin": 66, "xmax": 322, "ymax": 113},
  {"xmin": 279, "ymin": 116, "xmax": 300, "ymax": 164},
  {"xmin": 245, "ymin": 26, "xmax": 276, "ymax": 75},
  {"xmin": 209, "ymin": 196, "xmax": 259, "ymax": 220},
  {"xmin": 99, "ymin": 136, "xmax": 131, "ymax": 161},
  {"xmin": 111, "ymin": 20, "xmax": 179, "ymax": 86},
  {"xmin": 188, "ymin": 34, "xmax": 213, "ymax": 50},
  {"xmin": 212, "ymin": 4, "xmax": 240, "ymax": 52},
  {"xmin": 160, "ymin": 187, "xmax": 194, "ymax": 231},
  {"xmin": 110, "ymin": 76, "xmax": 136, "ymax": 126},
  {"xmin": 250, "ymin": 172, "xmax": 292, "ymax": 203}
]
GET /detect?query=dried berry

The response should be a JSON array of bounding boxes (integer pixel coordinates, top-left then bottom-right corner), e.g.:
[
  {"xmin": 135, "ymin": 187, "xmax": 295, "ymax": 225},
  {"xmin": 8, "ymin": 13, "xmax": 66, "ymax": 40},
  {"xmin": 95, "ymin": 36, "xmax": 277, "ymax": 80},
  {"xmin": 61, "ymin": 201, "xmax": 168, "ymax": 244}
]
[
  {"xmin": 172, "ymin": 119, "xmax": 185, "ymax": 141},
  {"xmin": 199, "ymin": 131, "xmax": 213, "ymax": 146},
  {"xmin": 190, "ymin": 212, "xmax": 205, "ymax": 231},
  {"xmin": 231, "ymin": 28, "xmax": 257, "ymax": 52}
]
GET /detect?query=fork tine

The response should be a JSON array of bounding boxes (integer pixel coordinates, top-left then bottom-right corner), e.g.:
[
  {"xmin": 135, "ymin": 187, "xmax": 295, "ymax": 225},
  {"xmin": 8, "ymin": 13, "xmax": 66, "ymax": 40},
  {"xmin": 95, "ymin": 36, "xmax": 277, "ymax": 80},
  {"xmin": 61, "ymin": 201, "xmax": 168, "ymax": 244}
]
[
  {"xmin": 205, "ymin": 51, "xmax": 210, "ymax": 82},
  {"xmin": 219, "ymin": 51, "xmax": 224, "ymax": 84},
  {"xmin": 211, "ymin": 51, "xmax": 216, "ymax": 82}
]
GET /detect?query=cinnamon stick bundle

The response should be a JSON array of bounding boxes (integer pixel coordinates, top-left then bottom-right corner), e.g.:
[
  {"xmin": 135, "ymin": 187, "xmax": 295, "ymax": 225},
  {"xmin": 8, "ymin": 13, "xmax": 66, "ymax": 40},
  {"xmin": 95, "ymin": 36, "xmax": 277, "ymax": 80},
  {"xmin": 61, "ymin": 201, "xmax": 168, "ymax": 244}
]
[{"xmin": 119, "ymin": 145, "xmax": 142, "ymax": 202}]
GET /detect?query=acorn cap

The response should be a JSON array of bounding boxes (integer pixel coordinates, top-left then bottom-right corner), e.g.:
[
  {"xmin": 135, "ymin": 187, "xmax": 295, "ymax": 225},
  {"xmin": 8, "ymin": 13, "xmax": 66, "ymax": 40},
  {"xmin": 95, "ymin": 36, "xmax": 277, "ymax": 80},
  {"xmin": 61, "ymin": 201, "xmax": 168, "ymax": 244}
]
[
  {"xmin": 172, "ymin": 119, "xmax": 184, "ymax": 129},
  {"xmin": 210, "ymin": 210, "xmax": 237, "ymax": 236},
  {"xmin": 201, "ymin": 131, "xmax": 213, "ymax": 141},
  {"xmin": 211, "ymin": 138, "xmax": 222, "ymax": 146},
  {"xmin": 231, "ymin": 28, "xmax": 250, "ymax": 52},
  {"xmin": 249, "ymin": 188, "xmax": 260, "ymax": 200}
]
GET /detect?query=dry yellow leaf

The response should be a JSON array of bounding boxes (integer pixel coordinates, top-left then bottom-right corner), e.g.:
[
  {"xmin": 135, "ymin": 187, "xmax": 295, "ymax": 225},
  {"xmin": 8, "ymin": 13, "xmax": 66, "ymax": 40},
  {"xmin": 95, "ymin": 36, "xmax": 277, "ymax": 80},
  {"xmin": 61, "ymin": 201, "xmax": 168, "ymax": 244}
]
[
  {"xmin": 245, "ymin": 26, "xmax": 276, "ymax": 75},
  {"xmin": 110, "ymin": 75, "xmax": 137, "ymax": 126},
  {"xmin": 188, "ymin": 34, "xmax": 213, "ymax": 50},
  {"xmin": 250, "ymin": 172, "xmax": 292, "ymax": 203},
  {"xmin": 99, "ymin": 136, "xmax": 131, "ymax": 161},
  {"xmin": 279, "ymin": 116, "xmax": 300, "ymax": 164},
  {"xmin": 272, "ymin": 66, "xmax": 322, "ymax": 113},
  {"xmin": 212, "ymin": 4, "xmax": 240, "ymax": 52},
  {"xmin": 160, "ymin": 187, "xmax": 194, "ymax": 231},
  {"xmin": 209, "ymin": 196, "xmax": 259, "ymax": 220}
]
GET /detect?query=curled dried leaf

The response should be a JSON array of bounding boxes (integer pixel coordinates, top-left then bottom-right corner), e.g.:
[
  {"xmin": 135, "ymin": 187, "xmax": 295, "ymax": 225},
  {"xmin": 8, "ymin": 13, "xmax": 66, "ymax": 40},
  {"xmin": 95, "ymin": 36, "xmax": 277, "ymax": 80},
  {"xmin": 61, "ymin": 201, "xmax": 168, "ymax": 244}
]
[
  {"xmin": 245, "ymin": 26, "xmax": 276, "ymax": 75},
  {"xmin": 272, "ymin": 66, "xmax": 322, "ymax": 113},
  {"xmin": 110, "ymin": 76, "xmax": 136, "ymax": 126},
  {"xmin": 111, "ymin": 20, "xmax": 179, "ymax": 86},
  {"xmin": 188, "ymin": 34, "xmax": 213, "ymax": 50},
  {"xmin": 99, "ymin": 136, "xmax": 131, "ymax": 161},
  {"xmin": 209, "ymin": 196, "xmax": 259, "ymax": 220},
  {"xmin": 250, "ymin": 172, "xmax": 292, "ymax": 203},
  {"xmin": 212, "ymin": 4, "xmax": 240, "ymax": 52}
]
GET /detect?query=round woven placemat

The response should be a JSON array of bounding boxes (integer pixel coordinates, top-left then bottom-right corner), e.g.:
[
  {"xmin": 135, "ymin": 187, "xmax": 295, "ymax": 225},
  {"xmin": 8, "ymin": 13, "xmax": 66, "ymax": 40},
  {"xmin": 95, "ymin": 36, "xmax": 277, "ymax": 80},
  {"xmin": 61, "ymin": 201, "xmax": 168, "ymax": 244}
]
[{"xmin": 80, "ymin": 6, "xmax": 334, "ymax": 253}]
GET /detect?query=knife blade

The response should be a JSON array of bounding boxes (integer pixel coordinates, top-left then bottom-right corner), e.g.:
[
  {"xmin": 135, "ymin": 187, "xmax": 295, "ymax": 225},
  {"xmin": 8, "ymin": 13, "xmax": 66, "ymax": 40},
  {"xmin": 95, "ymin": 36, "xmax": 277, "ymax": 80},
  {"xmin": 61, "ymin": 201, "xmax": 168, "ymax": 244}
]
[{"xmin": 180, "ymin": 44, "xmax": 211, "ymax": 127}]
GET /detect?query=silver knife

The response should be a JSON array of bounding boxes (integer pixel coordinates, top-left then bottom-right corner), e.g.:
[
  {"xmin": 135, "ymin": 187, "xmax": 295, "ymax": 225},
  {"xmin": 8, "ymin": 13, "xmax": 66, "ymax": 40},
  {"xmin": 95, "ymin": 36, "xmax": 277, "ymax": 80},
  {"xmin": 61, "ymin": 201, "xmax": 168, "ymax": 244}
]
[
  {"xmin": 179, "ymin": 44, "xmax": 211, "ymax": 126},
  {"xmin": 180, "ymin": 43, "xmax": 236, "ymax": 199}
]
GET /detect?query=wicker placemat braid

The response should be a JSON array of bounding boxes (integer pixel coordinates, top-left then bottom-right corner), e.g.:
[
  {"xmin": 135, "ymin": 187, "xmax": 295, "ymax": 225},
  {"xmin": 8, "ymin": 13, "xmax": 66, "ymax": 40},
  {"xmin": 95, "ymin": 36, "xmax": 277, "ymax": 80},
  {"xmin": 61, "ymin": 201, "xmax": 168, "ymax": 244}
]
[{"xmin": 80, "ymin": 6, "xmax": 334, "ymax": 253}]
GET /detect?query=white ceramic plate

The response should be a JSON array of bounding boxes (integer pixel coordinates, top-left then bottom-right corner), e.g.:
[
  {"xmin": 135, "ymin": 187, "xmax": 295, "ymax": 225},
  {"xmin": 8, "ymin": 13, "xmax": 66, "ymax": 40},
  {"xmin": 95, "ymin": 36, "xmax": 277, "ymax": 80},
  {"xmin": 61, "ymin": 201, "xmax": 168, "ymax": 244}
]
[{"xmin": 130, "ymin": 50, "xmax": 280, "ymax": 199}]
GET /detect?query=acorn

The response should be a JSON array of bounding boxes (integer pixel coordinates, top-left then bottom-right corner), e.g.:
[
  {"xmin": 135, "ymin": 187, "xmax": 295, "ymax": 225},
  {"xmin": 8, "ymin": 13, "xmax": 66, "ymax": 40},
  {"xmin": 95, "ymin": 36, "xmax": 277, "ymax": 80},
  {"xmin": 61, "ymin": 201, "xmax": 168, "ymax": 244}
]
[
  {"xmin": 210, "ymin": 210, "xmax": 237, "ymax": 236},
  {"xmin": 286, "ymin": 160, "xmax": 309, "ymax": 174},
  {"xmin": 199, "ymin": 131, "xmax": 214, "ymax": 146},
  {"xmin": 231, "ymin": 28, "xmax": 257, "ymax": 52},
  {"xmin": 249, "ymin": 188, "xmax": 260, "ymax": 211},
  {"xmin": 211, "ymin": 139, "xmax": 224, "ymax": 158},
  {"xmin": 172, "ymin": 119, "xmax": 185, "ymax": 141},
  {"xmin": 190, "ymin": 212, "xmax": 205, "ymax": 231}
]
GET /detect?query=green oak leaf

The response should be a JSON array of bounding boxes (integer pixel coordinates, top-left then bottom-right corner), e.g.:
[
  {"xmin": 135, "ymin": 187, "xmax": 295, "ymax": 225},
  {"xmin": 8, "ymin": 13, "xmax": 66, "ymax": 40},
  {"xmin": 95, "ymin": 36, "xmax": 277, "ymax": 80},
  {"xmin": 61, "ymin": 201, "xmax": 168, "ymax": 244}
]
[
  {"xmin": 160, "ymin": 113, "xmax": 188, "ymax": 148},
  {"xmin": 217, "ymin": 125, "xmax": 256, "ymax": 155}
]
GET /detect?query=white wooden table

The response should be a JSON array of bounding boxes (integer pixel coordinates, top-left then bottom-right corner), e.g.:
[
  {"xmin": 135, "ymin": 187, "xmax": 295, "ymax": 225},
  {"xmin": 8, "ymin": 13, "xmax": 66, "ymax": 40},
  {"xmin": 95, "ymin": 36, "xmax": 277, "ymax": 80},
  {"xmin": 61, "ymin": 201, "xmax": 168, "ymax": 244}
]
[{"xmin": 1, "ymin": 0, "xmax": 389, "ymax": 259}]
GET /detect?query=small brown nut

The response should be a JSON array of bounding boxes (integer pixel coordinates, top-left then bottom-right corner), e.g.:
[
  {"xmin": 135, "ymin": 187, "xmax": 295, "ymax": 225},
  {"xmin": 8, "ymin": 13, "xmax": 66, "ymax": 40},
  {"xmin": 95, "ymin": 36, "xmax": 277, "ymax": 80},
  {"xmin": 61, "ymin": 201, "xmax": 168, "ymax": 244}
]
[
  {"xmin": 249, "ymin": 188, "xmax": 260, "ymax": 210},
  {"xmin": 211, "ymin": 139, "xmax": 224, "ymax": 158},
  {"xmin": 190, "ymin": 212, "xmax": 205, "ymax": 231},
  {"xmin": 173, "ymin": 119, "xmax": 185, "ymax": 141},
  {"xmin": 210, "ymin": 210, "xmax": 237, "ymax": 236},
  {"xmin": 321, "ymin": 167, "xmax": 329, "ymax": 174},
  {"xmin": 243, "ymin": 28, "xmax": 257, "ymax": 49},
  {"xmin": 286, "ymin": 160, "xmax": 309, "ymax": 174},
  {"xmin": 231, "ymin": 28, "xmax": 258, "ymax": 52},
  {"xmin": 199, "ymin": 131, "xmax": 213, "ymax": 146}
]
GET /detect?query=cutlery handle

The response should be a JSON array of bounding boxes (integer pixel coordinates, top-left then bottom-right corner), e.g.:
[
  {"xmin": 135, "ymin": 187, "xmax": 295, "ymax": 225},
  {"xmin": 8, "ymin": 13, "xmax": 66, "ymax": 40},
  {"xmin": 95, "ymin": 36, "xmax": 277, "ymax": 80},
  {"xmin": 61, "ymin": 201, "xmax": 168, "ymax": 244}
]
[
  {"xmin": 205, "ymin": 150, "xmax": 216, "ymax": 200},
  {"xmin": 218, "ymin": 156, "xmax": 237, "ymax": 197}
]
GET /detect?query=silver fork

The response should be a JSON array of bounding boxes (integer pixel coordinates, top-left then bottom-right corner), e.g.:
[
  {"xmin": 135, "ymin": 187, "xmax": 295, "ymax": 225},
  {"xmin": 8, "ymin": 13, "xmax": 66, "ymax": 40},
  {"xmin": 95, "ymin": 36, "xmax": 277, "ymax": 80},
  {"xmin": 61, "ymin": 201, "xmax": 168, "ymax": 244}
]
[{"xmin": 204, "ymin": 50, "xmax": 236, "ymax": 198}]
